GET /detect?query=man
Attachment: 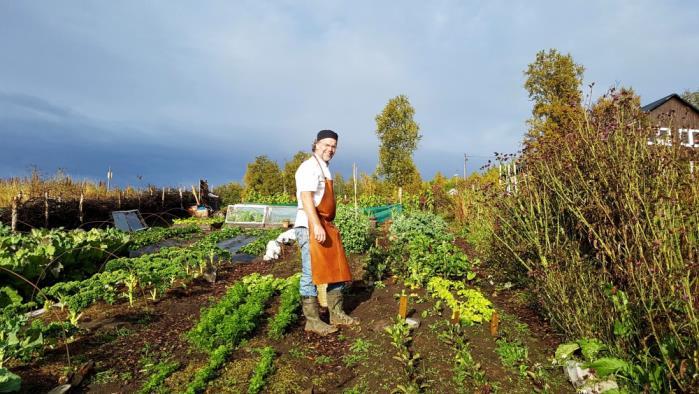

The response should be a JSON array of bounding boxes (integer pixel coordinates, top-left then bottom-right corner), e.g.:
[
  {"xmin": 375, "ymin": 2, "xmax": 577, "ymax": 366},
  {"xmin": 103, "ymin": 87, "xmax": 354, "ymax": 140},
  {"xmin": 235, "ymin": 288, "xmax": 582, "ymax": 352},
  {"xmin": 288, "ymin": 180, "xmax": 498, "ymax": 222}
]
[{"xmin": 294, "ymin": 129, "xmax": 359, "ymax": 335}]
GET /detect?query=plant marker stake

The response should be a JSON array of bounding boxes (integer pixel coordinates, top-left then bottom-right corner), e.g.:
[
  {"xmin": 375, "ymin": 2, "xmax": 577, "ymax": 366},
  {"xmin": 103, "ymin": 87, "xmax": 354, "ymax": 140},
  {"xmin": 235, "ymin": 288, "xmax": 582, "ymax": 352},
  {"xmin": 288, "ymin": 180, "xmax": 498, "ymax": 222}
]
[
  {"xmin": 399, "ymin": 294, "xmax": 408, "ymax": 319},
  {"xmin": 451, "ymin": 310, "xmax": 460, "ymax": 325},
  {"xmin": 44, "ymin": 191, "xmax": 49, "ymax": 228},
  {"xmin": 490, "ymin": 311, "xmax": 499, "ymax": 337}
]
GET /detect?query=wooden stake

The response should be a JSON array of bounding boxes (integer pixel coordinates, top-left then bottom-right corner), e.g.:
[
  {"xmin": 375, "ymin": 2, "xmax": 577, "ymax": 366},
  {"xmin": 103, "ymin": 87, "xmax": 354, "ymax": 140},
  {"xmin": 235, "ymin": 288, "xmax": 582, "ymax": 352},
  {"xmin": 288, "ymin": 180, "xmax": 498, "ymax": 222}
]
[
  {"xmin": 11, "ymin": 193, "xmax": 20, "ymax": 232},
  {"xmin": 191, "ymin": 185, "xmax": 200, "ymax": 206},
  {"xmin": 490, "ymin": 311, "xmax": 500, "ymax": 337},
  {"xmin": 161, "ymin": 188, "xmax": 165, "ymax": 207},
  {"xmin": 79, "ymin": 193, "xmax": 84, "ymax": 224},
  {"xmin": 353, "ymin": 162, "xmax": 358, "ymax": 211},
  {"xmin": 451, "ymin": 310, "xmax": 461, "ymax": 325},
  {"xmin": 398, "ymin": 294, "xmax": 408, "ymax": 319},
  {"xmin": 179, "ymin": 188, "xmax": 183, "ymax": 209},
  {"xmin": 44, "ymin": 191, "xmax": 49, "ymax": 228}
]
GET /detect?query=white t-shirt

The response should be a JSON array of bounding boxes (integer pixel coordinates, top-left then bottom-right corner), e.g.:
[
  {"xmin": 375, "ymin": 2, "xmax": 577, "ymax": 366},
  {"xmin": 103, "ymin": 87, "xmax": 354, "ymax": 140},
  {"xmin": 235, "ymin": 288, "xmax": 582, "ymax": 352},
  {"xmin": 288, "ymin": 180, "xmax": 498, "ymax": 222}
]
[{"xmin": 294, "ymin": 155, "xmax": 332, "ymax": 228}]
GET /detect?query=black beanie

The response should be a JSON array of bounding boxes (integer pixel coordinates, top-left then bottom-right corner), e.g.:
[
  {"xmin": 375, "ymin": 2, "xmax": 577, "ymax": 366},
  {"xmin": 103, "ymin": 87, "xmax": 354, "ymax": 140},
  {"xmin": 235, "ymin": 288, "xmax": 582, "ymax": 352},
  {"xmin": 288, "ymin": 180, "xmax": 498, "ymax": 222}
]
[{"xmin": 316, "ymin": 129, "xmax": 338, "ymax": 141}]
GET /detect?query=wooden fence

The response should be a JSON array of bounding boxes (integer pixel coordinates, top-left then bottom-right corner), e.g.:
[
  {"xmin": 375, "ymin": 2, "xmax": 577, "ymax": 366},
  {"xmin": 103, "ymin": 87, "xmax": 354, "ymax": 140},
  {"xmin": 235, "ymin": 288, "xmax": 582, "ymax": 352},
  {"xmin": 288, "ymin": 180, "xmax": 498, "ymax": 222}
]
[{"xmin": 0, "ymin": 188, "xmax": 199, "ymax": 231}]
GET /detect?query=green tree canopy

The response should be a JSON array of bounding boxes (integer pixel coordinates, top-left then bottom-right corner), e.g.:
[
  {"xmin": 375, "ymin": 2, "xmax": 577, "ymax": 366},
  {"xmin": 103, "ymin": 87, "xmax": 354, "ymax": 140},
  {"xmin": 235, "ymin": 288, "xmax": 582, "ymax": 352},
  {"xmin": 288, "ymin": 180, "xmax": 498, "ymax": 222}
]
[
  {"xmin": 282, "ymin": 151, "xmax": 310, "ymax": 197},
  {"xmin": 681, "ymin": 88, "xmax": 699, "ymax": 109},
  {"xmin": 375, "ymin": 94, "xmax": 422, "ymax": 189},
  {"xmin": 243, "ymin": 155, "xmax": 283, "ymax": 196},
  {"xmin": 213, "ymin": 182, "xmax": 243, "ymax": 206},
  {"xmin": 524, "ymin": 49, "xmax": 585, "ymax": 156}
]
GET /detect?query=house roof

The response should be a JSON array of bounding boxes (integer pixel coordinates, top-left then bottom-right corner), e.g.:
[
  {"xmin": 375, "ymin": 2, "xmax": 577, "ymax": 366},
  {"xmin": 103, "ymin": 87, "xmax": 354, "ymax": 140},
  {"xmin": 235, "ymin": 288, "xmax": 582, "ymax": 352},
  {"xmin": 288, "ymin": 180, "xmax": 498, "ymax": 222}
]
[{"xmin": 642, "ymin": 93, "xmax": 699, "ymax": 114}]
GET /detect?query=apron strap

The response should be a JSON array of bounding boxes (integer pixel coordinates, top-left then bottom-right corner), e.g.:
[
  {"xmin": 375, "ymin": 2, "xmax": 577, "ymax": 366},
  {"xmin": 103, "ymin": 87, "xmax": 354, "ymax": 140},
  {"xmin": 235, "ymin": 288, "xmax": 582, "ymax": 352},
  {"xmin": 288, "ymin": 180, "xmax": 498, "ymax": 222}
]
[{"xmin": 311, "ymin": 155, "xmax": 328, "ymax": 181}]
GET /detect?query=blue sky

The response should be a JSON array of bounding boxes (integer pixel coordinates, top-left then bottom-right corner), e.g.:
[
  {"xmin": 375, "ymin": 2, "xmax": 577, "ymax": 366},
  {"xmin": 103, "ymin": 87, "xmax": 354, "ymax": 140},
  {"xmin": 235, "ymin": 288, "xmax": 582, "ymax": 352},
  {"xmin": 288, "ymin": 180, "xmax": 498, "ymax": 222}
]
[{"xmin": 1, "ymin": 1, "xmax": 697, "ymax": 188}]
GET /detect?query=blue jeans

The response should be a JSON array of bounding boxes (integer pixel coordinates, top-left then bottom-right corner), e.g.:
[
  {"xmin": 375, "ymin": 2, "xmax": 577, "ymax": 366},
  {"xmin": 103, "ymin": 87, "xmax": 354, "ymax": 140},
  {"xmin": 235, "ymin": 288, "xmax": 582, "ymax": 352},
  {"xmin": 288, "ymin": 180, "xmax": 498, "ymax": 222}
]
[{"xmin": 295, "ymin": 227, "xmax": 344, "ymax": 297}]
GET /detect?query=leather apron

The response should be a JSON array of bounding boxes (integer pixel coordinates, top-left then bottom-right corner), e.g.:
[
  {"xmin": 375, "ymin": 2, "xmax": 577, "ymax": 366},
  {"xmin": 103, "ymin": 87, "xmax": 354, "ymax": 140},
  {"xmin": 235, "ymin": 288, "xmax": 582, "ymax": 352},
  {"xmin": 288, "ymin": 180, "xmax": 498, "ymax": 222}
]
[{"xmin": 308, "ymin": 157, "xmax": 352, "ymax": 285}]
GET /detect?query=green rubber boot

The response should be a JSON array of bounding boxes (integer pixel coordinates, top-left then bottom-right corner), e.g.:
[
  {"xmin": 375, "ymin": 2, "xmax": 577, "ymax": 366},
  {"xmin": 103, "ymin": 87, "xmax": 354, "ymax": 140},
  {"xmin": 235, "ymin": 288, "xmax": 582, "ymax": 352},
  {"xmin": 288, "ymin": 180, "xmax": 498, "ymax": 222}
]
[
  {"xmin": 327, "ymin": 288, "xmax": 360, "ymax": 326},
  {"xmin": 302, "ymin": 296, "xmax": 338, "ymax": 336}
]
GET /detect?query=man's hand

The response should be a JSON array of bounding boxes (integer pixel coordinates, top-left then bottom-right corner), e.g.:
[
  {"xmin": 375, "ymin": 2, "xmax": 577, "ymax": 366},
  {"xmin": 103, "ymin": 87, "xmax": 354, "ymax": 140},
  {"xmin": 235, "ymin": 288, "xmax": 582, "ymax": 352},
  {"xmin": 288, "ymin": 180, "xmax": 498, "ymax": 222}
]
[
  {"xmin": 313, "ymin": 223, "xmax": 326, "ymax": 243},
  {"xmin": 301, "ymin": 191, "xmax": 326, "ymax": 243}
]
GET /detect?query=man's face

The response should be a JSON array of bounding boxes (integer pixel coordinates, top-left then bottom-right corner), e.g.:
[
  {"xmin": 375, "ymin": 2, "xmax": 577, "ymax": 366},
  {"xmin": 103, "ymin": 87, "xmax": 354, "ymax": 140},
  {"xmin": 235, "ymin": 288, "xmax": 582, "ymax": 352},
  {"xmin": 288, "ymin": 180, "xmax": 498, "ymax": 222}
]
[{"xmin": 316, "ymin": 138, "xmax": 337, "ymax": 162}]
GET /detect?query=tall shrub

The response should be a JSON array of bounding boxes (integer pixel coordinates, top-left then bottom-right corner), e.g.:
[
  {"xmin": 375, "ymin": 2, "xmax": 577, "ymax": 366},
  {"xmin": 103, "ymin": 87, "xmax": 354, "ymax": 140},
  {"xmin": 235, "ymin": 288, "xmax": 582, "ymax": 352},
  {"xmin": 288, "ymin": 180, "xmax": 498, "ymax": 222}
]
[{"xmin": 493, "ymin": 89, "xmax": 698, "ymax": 390}]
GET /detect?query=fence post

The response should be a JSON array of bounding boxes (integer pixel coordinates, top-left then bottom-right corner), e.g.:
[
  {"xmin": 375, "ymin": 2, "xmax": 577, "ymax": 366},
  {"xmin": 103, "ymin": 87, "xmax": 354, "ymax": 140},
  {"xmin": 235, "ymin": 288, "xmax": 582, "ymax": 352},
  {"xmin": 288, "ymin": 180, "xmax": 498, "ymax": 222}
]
[
  {"xmin": 179, "ymin": 188, "xmax": 183, "ymax": 209},
  {"xmin": 353, "ymin": 163, "xmax": 358, "ymax": 211},
  {"xmin": 11, "ymin": 193, "xmax": 21, "ymax": 232},
  {"xmin": 162, "ymin": 188, "xmax": 165, "ymax": 207},
  {"xmin": 117, "ymin": 191, "xmax": 121, "ymax": 209},
  {"xmin": 44, "ymin": 191, "xmax": 49, "ymax": 228},
  {"xmin": 79, "ymin": 192, "xmax": 84, "ymax": 224}
]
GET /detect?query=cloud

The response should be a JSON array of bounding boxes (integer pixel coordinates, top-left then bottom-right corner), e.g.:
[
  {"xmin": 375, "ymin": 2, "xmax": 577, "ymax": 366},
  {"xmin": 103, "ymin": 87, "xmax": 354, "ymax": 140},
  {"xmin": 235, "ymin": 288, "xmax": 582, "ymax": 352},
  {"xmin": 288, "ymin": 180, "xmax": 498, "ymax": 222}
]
[{"xmin": 1, "ymin": 0, "xmax": 698, "ymax": 186}]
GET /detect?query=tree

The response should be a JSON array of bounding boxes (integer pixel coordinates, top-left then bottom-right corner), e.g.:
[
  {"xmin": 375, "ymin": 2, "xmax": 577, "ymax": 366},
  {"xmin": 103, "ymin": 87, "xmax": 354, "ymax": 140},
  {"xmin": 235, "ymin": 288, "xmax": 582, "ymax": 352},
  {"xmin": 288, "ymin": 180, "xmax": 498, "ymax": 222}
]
[
  {"xmin": 243, "ymin": 156, "xmax": 283, "ymax": 196},
  {"xmin": 282, "ymin": 151, "xmax": 310, "ymax": 197},
  {"xmin": 213, "ymin": 182, "xmax": 243, "ymax": 206},
  {"xmin": 524, "ymin": 49, "xmax": 585, "ymax": 155},
  {"xmin": 333, "ymin": 172, "xmax": 347, "ymax": 202},
  {"xmin": 681, "ymin": 89, "xmax": 699, "ymax": 108},
  {"xmin": 375, "ymin": 94, "xmax": 422, "ymax": 189}
]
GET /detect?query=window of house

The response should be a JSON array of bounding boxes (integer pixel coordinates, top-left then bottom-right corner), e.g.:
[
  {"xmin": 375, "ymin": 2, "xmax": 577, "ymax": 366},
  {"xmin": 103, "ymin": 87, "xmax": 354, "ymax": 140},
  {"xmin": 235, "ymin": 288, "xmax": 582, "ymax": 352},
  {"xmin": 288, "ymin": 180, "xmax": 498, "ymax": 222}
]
[
  {"xmin": 651, "ymin": 127, "xmax": 672, "ymax": 146},
  {"xmin": 679, "ymin": 129, "xmax": 690, "ymax": 146}
]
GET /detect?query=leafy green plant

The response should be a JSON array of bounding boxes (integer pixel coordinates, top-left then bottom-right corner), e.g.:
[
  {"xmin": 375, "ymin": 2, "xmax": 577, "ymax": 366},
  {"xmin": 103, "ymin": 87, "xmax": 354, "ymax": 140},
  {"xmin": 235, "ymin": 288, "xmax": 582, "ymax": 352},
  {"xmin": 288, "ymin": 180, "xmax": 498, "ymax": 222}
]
[
  {"xmin": 0, "ymin": 225, "xmax": 130, "ymax": 294},
  {"xmin": 389, "ymin": 211, "xmax": 451, "ymax": 244},
  {"xmin": 453, "ymin": 341, "xmax": 486, "ymax": 388},
  {"xmin": 137, "ymin": 360, "xmax": 180, "ymax": 394},
  {"xmin": 185, "ymin": 344, "xmax": 232, "ymax": 394},
  {"xmin": 187, "ymin": 273, "xmax": 284, "ymax": 352},
  {"xmin": 363, "ymin": 246, "xmax": 389, "ymax": 282},
  {"xmin": 247, "ymin": 346, "xmax": 275, "ymax": 394},
  {"xmin": 0, "ymin": 312, "xmax": 43, "ymax": 369},
  {"xmin": 238, "ymin": 229, "xmax": 283, "ymax": 256},
  {"xmin": 426, "ymin": 277, "xmax": 493, "ymax": 325},
  {"xmin": 384, "ymin": 317, "xmax": 427, "ymax": 391},
  {"xmin": 39, "ymin": 227, "xmax": 240, "ymax": 315},
  {"xmin": 0, "ymin": 367, "xmax": 21, "ymax": 393},
  {"xmin": 267, "ymin": 274, "xmax": 301, "ymax": 340},
  {"xmin": 495, "ymin": 338, "xmax": 528, "ymax": 370},
  {"xmin": 343, "ymin": 338, "xmax": 372, "ymax": 367},
  {"xmin": 172, "ymin": 217, "xmax": 224, "ymax": 226},
  {"xmin": 129, "ymin": 225, "xmax": 201, "ymax": 249},
  {"xmin": 335, "ymin": 204, "xmax": 373, "ymax": 254},
  {"xmin": 232, "ymin": 210, "xmax": 265, "ymax": 223}
]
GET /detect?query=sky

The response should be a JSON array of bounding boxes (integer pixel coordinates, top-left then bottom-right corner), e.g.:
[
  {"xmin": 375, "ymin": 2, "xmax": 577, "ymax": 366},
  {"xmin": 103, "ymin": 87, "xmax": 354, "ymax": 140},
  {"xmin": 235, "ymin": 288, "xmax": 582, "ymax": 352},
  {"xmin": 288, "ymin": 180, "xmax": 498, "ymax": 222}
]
[{"xmin": 1, "ymin": 0, "xmax": 698, "ymax": 188}]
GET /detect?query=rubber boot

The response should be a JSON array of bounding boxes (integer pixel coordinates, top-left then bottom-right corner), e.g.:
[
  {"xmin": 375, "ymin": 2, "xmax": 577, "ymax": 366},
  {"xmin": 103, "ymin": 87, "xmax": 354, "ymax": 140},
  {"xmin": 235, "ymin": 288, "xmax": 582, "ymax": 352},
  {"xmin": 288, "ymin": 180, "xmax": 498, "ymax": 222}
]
[
  {"xmin": 327, "ymin": 288, "xmax": 360, "ymax": 326},
  {"xmin": 302, "ymin": 296, "xmax": 338, "ymax": 336}
]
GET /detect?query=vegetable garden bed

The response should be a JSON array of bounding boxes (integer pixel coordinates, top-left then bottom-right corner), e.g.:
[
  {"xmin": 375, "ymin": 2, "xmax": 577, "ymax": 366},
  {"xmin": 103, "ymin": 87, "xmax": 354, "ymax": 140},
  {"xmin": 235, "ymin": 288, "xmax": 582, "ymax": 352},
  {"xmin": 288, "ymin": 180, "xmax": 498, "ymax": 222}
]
[{"xmin": 3, "ymin": 218, "xmax": 575, "ymax": 393}]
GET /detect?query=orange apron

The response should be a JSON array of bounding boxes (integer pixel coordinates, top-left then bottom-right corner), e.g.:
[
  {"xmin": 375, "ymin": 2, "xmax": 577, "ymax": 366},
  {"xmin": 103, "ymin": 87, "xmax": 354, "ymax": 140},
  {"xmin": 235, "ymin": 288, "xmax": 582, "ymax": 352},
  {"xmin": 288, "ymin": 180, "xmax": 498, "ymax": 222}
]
[{"xmin": 308, "ymin": 157, "xmax": 352, "ymax": 285}]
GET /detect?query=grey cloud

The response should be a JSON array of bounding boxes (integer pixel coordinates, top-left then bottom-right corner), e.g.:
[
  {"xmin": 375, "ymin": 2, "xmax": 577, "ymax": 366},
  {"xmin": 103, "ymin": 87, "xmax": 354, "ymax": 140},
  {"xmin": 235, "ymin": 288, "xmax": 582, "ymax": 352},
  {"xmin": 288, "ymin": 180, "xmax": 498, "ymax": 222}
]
[{"xmin": 1, "ymin": 0, "xmax": 697, "ymax": 186}]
